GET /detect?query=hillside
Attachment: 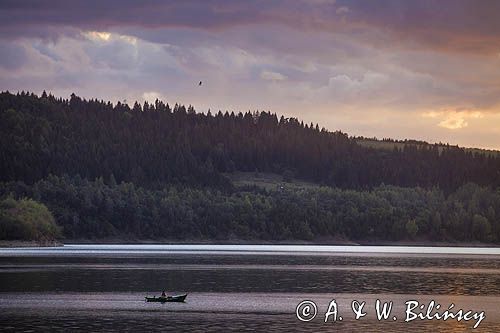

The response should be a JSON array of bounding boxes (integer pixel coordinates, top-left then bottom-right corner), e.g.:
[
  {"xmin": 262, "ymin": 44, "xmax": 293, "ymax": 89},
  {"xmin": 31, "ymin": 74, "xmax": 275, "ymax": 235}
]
[
  {"xmin": 226, "ymin": 172, "xmax": 322, "ymax": 191},
  {"xmin": 2, "ymin": 91, "xmax": 500, "ymax": 192},
  {"xmin": 1, "ymin": 91, "xmax": 500, "ymax": 243},
  {"xmin": 356, "ymin": 137, "xmax": 500, "ymax": 157}
]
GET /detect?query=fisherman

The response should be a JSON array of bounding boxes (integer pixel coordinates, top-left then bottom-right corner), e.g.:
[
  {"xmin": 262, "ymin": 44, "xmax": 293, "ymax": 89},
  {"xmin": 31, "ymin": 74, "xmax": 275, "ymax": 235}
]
[{"xmin": 161, "ymin": 290, "xmax": 166, "ymax": 297}]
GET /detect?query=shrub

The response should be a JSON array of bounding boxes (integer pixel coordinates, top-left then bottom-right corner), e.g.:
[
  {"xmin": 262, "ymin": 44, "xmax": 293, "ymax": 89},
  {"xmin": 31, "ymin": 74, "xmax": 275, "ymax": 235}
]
[{"xmin": 0, "ymin": 197, "xmax": 61, "ymax": 241}]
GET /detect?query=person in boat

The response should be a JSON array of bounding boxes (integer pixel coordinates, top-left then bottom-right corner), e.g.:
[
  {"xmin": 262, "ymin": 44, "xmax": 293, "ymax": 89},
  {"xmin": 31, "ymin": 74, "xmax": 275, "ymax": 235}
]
[{"xmin": 161, "ymin": 291, "xmax": 166, "ymax": 297}]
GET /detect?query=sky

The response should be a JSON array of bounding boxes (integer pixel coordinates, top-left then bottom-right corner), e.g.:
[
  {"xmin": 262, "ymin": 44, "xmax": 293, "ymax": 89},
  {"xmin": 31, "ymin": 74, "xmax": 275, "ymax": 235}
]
[{"xmin": 1, "ymin": 0, "xmax": 500, "ymax": 149}]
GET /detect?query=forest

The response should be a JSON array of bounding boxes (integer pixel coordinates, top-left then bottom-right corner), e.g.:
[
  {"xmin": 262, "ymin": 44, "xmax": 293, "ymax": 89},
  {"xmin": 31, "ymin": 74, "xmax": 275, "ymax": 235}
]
[{"xmin": 1, "ymin": 91, "xmax": 499, "ymax": 242}]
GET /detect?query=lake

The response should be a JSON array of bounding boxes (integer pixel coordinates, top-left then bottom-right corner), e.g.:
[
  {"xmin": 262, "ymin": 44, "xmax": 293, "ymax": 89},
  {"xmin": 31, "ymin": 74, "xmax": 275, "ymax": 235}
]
[{"xmin": 0, "ymin": 244, "xmax": 499, "ymax": 332}]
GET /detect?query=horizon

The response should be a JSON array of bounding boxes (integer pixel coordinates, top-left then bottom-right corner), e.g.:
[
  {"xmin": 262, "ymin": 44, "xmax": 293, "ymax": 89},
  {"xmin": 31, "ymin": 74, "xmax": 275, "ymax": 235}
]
[{"xmin": 1, "ymin": 1, "xmax": 500, "ymax": 149}]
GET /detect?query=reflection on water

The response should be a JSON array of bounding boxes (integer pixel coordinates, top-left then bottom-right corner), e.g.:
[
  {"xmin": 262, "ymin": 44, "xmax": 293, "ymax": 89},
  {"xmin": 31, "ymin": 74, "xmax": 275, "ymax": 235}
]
[
  {"xmin": 2, "ymin": 244, "xmax": 500, "ymax": 256},
  {"xmin": 0, "ymin": 293, "xmax": 499, "ymax": 332},
  {"xmin": 3, "ymin": 312, "xmax": 496, "ymax": 333},
  {"xmin": 0, "ymin": 245, "xmax": 499, "ymax": 332},
  {"xmin": 2, "ymin": 265, "xmax": 500, "ymax": 295},
  {"xmin": 1, "ymin": 251, "xmax": 500, "ymax": 295}
]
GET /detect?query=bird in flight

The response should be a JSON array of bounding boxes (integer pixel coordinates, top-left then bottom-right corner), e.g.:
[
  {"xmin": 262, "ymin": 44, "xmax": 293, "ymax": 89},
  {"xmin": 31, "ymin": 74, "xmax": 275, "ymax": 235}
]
[{"xmin": 198, "ymin": 81, "xmax": 202, "ymax": 86}]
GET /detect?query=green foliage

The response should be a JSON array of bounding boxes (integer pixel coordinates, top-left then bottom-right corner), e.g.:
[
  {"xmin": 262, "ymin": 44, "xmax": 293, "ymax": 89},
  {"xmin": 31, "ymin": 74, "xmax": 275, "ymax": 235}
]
[
  {"xmin": 472, "ymin": 214, "xmax": 492, "ymax": 242},
  {"xmin": 282, "ymin": 170, "xmax": 294, "ymax": 183},
  {"xmin": 0, "ymin": 197, "xmax": 61, "ymax": 240},
  {"xmin": 405, "ymin": 219, "xmax": 419, "ymax": 239},
  {"xmin": 1, "ymin": 176, "xmax": 499, "ymax": 243},
  {"xmin": 1, "ymin": 91, "xmax": 500, "ymax": 243}
]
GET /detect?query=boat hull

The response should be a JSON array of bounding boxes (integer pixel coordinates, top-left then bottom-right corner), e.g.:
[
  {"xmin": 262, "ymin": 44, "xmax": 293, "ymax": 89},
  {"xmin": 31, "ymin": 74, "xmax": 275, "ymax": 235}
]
[{"xmin": 145, "ymin": 294, "xmax": 187, "ymax": 303}]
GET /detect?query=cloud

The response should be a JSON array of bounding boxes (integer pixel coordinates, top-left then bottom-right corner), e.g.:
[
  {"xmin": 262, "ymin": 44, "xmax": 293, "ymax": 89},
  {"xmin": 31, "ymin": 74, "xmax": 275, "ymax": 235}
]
[
  {"xmin": 142, "ymin": 91, "xmax": 162, "ymax": 103},
  {"xmin": 260, "ymin": 70, "xmax": 287, "ymax": 81},
  {"xmin": 336, "ymin": 6, "xmax": 350, "ymax": 14},
  {"xmin": 2, "ymin": 1, "xmax": 500, "ymax": 54},
  {"xmin": 306, "ymin": 0, "xmax": 337, "ymax": 4},
  {"xmin": 423, "ymin": 109, "xmax": 484, "ymax": 130},
  {"xmin": 1, "ymin": 1, "xmax": 500, "ymax": 148},
  {"xmin": 0, "ymin": 42, "xmax": 28, "ymax": 69},
  {"xmin": 84, "ymin": 31, "xmax": 111, "ymax": 41}
]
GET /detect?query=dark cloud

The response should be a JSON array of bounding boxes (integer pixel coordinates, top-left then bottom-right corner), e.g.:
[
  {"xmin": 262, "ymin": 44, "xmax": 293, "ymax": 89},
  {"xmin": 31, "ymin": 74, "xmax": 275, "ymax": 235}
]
[
  {"xmin": 2, "ymin": 0, "xmax": 500, "ymax": 53},
  {"xmin": 0, "ymin": 0, "xmax": 266, "ymax": 38},
  {"xmin": 0, "ymin": 42, "xmax": 28, "ymax": 69},
  {"xmin": 339, "ymin": 0, "xmax": 500, "ymax": 53}
]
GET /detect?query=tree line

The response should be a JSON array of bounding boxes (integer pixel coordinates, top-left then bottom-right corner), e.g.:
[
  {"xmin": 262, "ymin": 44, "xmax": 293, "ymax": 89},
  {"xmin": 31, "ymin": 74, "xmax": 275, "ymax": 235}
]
[
  {"xmin": 1, "ymin": 91, "xmax": 500, "ymax": 192},
  {"xmin": 1, "ymin": 175, "xmax": 499, "ymax": 242}
]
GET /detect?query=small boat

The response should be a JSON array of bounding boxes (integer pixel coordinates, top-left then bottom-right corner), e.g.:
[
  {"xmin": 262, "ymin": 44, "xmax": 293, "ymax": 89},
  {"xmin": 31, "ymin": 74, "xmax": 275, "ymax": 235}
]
[{"xmin": 145, "ymin": 294, "xmax": 188, "ymax": 303}]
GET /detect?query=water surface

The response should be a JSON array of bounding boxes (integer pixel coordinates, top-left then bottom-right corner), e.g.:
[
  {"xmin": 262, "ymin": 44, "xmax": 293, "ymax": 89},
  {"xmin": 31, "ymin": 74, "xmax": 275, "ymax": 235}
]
[{"xmin": 1, "ymin": 244, "xmax": 499, "ymax": 332}]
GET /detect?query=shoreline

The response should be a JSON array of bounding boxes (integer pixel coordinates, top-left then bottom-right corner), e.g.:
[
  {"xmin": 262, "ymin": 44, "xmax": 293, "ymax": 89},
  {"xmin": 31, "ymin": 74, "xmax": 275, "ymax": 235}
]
[
  {"xmin": 0, "ymin": 240, "xmax": 63, "ymax": 248},
  {"xmin": 1, "ymin": 239, "xmax": 498, "ymax": 248}
]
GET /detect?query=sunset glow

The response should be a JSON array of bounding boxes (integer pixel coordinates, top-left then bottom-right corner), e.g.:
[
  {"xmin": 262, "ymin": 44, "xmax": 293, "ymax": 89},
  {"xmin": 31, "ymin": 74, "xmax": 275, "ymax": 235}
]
[{"xmin": 1, "ymin": 0, "xmax": 500, "ymax": 148}]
